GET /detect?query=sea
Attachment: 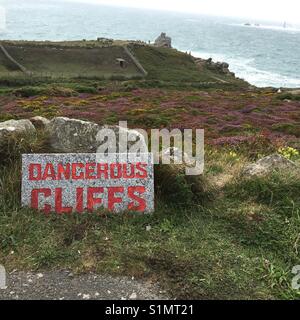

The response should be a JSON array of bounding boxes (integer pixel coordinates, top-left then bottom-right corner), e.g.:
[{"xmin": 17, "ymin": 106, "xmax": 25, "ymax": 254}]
[{"xmin": 0, "ymin": 0, "xmax": 300, "ymax": 88}]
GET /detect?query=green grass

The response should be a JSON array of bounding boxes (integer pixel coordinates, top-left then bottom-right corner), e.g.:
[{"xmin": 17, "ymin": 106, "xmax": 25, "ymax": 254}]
[
  {"xmin": 0, "ymin": 41, "xmax": 249, "ymax": 91},
  {"xmin": 130, "ymin": 44, "xmax": 248, "ymax": 89},
  {"xmin": 0, "ymin": 43, "xmax": 143, "ymax": 79},
  {"xmin": 0, "ymin": 136, "xmax": 299, "ymax": 300}
]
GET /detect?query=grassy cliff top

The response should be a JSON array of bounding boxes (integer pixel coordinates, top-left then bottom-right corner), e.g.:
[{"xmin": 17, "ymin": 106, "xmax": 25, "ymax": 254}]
[
  {"xmin": 0, "ymin": 39, "xmax": 131, "ymax": 48},
  {"xmin": 0, "ymin": 40, "xmax": 249, "ymax": 89}
]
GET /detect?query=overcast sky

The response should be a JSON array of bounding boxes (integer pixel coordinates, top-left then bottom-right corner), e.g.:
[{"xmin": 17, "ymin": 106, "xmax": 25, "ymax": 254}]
[{"xmin": 64, "ymin": 0, "xmax": 300, "ymax": 23}]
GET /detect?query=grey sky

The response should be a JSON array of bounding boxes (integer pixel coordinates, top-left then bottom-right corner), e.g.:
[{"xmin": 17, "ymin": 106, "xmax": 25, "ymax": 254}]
[{"xmin": 65, "ymin": 0, "xmax": 300, "ymax": 23}]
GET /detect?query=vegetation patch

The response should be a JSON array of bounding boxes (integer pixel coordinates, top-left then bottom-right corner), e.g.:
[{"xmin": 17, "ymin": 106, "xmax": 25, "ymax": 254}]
[
  {"xmin": 0, "ymin": 42, "xmax": 299, "ymax": 299},
  {"xmin": 0, "ymin": 134, "xmax": 299, "ymax": 299}
]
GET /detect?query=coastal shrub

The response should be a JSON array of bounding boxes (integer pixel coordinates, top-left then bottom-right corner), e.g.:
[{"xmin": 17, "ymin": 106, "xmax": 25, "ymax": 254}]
[
  {"xmin": 121, "ymin": 81, "xmax": 139, "ymax": 91},
  {"xmin": 0, "ymin": 113, "xmax": 18, "ymax": 122},
  {"xmin": 0, "ymin": 77, "xmax": 43, "ymax": 87},
  {"xmin": 209, "ymin": 133, "xmax": 284, "ymax": 160},
  {"xmin": 46, "ymin": 86, "xmax": 78, "ymax": 97},
  {"xmin": 0, "ymin": 131, "xmax": 51, "ymax": 211},
  {"xmin": 0, "ymin": 130, "xmax": 49, "ymax": 166},
  {"xmin": 0, "ymin": 161, "xmax": 22, "ymax": 211},
  {"xmin": 155, "ymin": 164, "xmax": 213, "ymax": 206},
  {"xmin": 104, "ymin": 113, "xmax": 119, "ymax": 125},
  {"xmin": 14, "ymin": 85, "xmax": 82, "ymax": 97},
  {"xmin": 13, "ymin": 86, "xmax": 45, "ymax": 97},
  {"xmin": 224, "ymin": 171, "xmax": 300, "ymax": 210},
  {"xmin": 71, "ymin": 85, "xmax": 98, "ymax": 94},
  {"xmin": 130, "ymin": 114, "xmax": 172, "ymax": 128},
  {"xmin": 109, "ymin": 75, "xmax": 127, "ymax": 81},
  {"xmin": 271, "ymin": 123, "xmax": 300, "ymax": 137},
  {"xmin": 74, "ymin": 75, "xmax": 106, "ymax": 81},
  {"xmin": 276, "ymin": 93, "xmax": 300, "ymax": 101}
]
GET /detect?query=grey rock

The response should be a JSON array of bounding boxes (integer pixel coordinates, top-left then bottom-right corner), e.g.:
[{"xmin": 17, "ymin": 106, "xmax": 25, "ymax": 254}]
[
  {"xmin": 47, "ymin": 117, "xmax": 148, "ymax": 153},
  {"xmin": 204, "ymin": 58, "xmax": 233, "ymax": 75},
  {"xmin": 47, "ymin": 117, "xmax": 101, "ymax": 153},
  {"xmin": 242, "ymin": 154, "xmax": 297, "ymax": 177},
  {"xmin": 0, "ymin": 119, "xmax": 36, "ymax": 145},
  {"xmin": 154, "ymin": 32, "xmax": 172, "ymax": 48},
  {"xmin": 129, "ymin": 292, "xmax": 138, "ymax": 300},
  {"xmin": 30, "ymin": 116, "xmax": 50, "ymax": 130}
]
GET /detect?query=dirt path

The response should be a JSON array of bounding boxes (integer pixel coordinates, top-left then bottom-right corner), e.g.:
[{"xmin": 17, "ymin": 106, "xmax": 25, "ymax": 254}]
[{"xmin": 0, "ymin": 270, "xmax": 168, "ymax": 300}]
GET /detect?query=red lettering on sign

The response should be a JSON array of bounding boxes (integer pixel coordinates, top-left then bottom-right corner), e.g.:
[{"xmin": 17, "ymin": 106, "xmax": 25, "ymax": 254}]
[
  {"xmin": 96, "ymin": 163, "xmax": 108, "ymax": 179},
  {"xmin": 123, "ymin": 163, "xmax": 135, "ymax": 179},
  {"xmin": 25, "ymin": 157, "xmax": 152, "ymax": 214},
  {"xmin": 55, "ymin": 188, "xmax": 72, "ymax": 214},
  {"xmin": 110, "ymin": 163, "xmax": 122, "ymax": 179},
  {"xmin": 57, "ymin": 163, "xmax": 71, "ymax": 180},
  {"xmin": 31, "ymin": 188, "xmax": 51, "ymax": 214},
  {"xmin": 76, "ymin": 187, "xmax": 84, "ymax": 213},
  {"xmin": 86, "ymin": 163, "xmax": 96, "ymax": 180},
  {"xmin": 136, "ymin": 163, "xmax": 148, "ymax": 178},
  {"xmin": 72, "ymin": 163, "xmax": 85, "ymax": 180},
  {"xmin": 87, "ymin": 187, "xmax": 104, "ymax": 212},
  {"xmin": 42, "ymin": 163, "xmax": 56, "ymax": 180},
  {"xmin": 128, "ymin": 186, "xmax": 146, "ymax": 211},
  {"xmin": 108, "ymin": 187, "xmax": 124, "ymax": 211},
  {"xmin": 29, "ymin": 164, "xmax": 42, "ymax": 181}
]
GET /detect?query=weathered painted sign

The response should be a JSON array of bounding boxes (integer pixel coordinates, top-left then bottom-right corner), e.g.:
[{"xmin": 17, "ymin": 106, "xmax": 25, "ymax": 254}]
[{"xmin": 21, "ymin": 153, "xmax": 154, "ymax": 214}]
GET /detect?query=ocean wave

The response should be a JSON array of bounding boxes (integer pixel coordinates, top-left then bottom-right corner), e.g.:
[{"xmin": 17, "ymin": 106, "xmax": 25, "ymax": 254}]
[
  {"xmin": 229, "ymin": 23, "xmax": 300, "ymax": 33},
  {"xmin": 191, "ymin": 51, "xmax": 300, "ymax": 88}
]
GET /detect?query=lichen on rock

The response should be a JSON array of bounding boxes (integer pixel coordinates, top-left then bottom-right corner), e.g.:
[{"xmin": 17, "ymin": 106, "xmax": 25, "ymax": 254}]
[
  {"xmin": 0, "ymin": 119, "xmax": 36, "ymax": 146},
  {"xmin": 242, "ymin": 154, "xmax": 298, "ymax": 177}
]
